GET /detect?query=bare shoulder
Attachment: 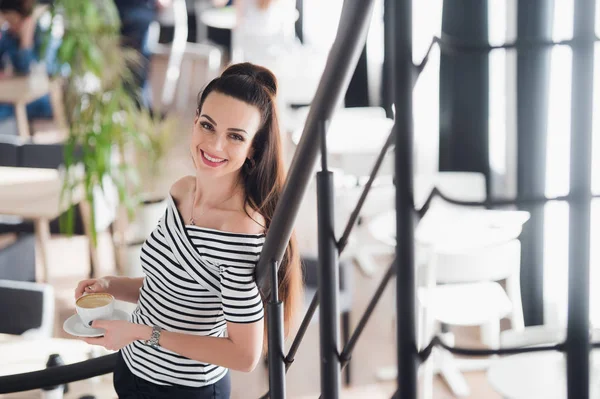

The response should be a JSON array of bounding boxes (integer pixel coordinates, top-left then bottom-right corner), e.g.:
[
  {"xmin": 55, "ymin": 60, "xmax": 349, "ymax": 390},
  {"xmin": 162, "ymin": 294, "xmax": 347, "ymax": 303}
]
[
  {"xmin": 169, "ymin": 176, "xmax": 194, "ymax": 202},
  {"xmin": 226, "ymin": 207, "xmax": 267, "ymax": 235}
]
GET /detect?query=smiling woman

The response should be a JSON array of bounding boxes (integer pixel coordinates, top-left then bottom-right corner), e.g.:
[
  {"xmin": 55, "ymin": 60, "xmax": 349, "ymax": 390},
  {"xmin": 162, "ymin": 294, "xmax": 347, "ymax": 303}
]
[{"xmin": 72, "ymin": 63, "xmax": 303, "ymax": 398}]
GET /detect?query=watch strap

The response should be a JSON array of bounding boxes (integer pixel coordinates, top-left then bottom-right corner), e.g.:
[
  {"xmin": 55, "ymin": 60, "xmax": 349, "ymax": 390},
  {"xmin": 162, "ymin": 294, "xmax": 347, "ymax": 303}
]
[{"xmin": 145, "ymin": 325, "xmax": 162, "ymax": 347}]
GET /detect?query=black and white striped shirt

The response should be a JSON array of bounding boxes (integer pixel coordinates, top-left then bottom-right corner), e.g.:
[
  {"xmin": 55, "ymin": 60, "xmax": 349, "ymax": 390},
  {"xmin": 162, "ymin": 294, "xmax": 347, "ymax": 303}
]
[{"xmin": 122, "ymin": 194, "xmax": 265, "ymax": 387}]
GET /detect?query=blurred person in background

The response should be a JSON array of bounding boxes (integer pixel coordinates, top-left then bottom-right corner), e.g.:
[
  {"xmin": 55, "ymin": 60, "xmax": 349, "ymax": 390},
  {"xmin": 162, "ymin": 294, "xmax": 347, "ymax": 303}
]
[
  {"xmin": 0, "ymin": 0, "xmax": 59, "ymax": 123},
  {"xmin": 113, "ymin": 0, "xmax": 171, "ymax": 108},
  {"xmin": 230, "ymin": 0, "xmax": 297, "ymax": 65}
]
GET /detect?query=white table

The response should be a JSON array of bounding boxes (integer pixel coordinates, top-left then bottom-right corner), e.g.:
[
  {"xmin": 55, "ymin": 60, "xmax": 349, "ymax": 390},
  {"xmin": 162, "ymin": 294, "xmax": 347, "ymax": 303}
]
[
  {"xmin": 200, "ymin": 5, "xmax": 299, "ymax": 30},
  {"xmin": 488, "ymin": 351, "xmax": 600, "ymax": 399},
  {"xmin": 290, "ymin": 107, "xmax": 394, "ymax": 178},
  {"xmin": 0, "ymin": 166, "xmax": 96, "ymax": 282},
  {"xmin": 200, "ymin": 6, "xmax": 236, "ymax": 30},
  {"xmin": 291, "ymin": 107, "xmax": 393, "ymax": 153},
  {"xmin": 368, "ymin": 207, "xmax": 530, "ymax": 251},
  {"xmin": 0, "ymin": 334, "xmax": 95, "ymax": 376}
]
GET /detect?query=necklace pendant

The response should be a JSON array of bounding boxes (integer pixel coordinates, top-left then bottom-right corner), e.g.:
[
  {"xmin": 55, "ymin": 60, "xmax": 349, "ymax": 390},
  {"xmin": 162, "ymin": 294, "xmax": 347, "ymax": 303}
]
[{"xmin": 189, "ymin": 218, "xmax": 195, "ymax": 226}]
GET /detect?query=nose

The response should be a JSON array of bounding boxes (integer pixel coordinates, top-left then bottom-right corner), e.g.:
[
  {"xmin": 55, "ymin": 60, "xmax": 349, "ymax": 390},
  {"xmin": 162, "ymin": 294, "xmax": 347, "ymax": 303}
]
[{"xmin": 209, "ymin": 132, "xmax": 226, "ymax": 152}]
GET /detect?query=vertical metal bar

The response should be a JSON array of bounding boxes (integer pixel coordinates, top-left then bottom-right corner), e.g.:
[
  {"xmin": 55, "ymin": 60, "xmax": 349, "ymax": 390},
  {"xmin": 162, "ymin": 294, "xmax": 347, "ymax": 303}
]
[
  {"xmin": 317, "ymin": 120, "xmax": 341, "ymax": 398},
  {"xmin": 516, "ymin": 0, "xmax": 554, "ymax": 327},
  {"xmin": 567, "ymin": 0, "xmax": 595, "ymax": 398},
  {"xmin": 321, "ymin": 119, "xmax": 329, "ymax": 172},
  {"xmin": 394, "ymin": 0, "xmax": 418, "ymax": 398},
  {"xmin": 382, "ymin": 0, "xmax": 395, "ymax": 118},
  {"xmin": 267, "ymin": 260, "xmax": 286, "ymax": 399},
  {"xmin": 439, "ymin": 0, "xmax": 490, "ymax": 197},
  {"xmin": 295, "ymin": 0, "xmax": 304, "ymax": 43}
]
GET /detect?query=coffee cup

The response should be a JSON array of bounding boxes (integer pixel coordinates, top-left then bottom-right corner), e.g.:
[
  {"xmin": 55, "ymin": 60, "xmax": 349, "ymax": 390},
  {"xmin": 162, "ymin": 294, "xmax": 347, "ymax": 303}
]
[{"xmin": 75, "ymin": 293, "xmax": 115, "ymax": 327}]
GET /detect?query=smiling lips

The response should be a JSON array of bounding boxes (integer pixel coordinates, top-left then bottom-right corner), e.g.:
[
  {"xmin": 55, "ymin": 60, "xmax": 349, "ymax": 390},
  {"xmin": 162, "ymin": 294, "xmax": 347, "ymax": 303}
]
[{"xmin": 201, "ymin": 150, "xmax": 227, "ymax": 167}]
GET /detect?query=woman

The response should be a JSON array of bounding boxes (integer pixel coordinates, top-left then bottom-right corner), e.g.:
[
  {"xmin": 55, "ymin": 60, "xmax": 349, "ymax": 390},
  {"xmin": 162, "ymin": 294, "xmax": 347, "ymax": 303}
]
[{"xmin": 74, "ymin": 62, "xmax": 303, "ymax": 398}]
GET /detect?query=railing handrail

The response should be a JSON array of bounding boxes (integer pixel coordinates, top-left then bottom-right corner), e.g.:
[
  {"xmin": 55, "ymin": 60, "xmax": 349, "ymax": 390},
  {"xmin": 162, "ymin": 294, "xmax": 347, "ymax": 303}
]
[
  {"xmin": 255, "ymin": 0, "xmax": 378, "ymax": 293},
  {"xmin": 0, "ymin": 353, "xmax": 117, "ymax": 394}
]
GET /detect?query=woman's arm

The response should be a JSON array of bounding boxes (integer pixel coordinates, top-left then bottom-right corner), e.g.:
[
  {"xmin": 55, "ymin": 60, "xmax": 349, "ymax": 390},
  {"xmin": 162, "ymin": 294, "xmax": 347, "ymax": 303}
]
[
  {"xmin": 156, "ymin": 320, "xmax": 264, "ymax": 372},
  {"xmin": 90, "ymin": 318, "xmax": 265, "ymax": 372}
]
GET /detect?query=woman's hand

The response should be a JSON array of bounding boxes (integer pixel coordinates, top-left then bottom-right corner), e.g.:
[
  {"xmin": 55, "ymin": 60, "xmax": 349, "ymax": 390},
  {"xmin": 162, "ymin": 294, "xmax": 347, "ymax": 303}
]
[
  {"xmin": 74, "ymin": 277, "xmax": 112, "ymax": 300},
  {"xmin": 81, "ymin": 320, "xmax": 151, "ymax": 351}
]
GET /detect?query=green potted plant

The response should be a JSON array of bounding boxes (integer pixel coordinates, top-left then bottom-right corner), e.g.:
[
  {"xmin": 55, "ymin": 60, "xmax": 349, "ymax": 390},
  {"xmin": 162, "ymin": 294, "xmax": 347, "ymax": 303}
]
[{"xmin": 46, "ymin": 0, "xmax": 174, "ymax": 245}]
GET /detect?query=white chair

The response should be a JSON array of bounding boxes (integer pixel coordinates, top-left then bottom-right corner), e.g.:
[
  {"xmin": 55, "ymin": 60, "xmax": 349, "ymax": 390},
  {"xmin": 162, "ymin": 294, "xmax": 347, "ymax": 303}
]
[
  {"xmin": 421, "ymin": 239, "xmax": 525, "ymax": 340},
  {"xmin": 417, "ymin": 238, "xmax": 525, "ymax": 396},
  {"xmin": 366, "ymin": 172, "xmax": 529, "ymax": 398},
  {"xmin": 148, "ymin": 0, "xmax": 223, "ymax": 113},
  {"xmin": 0, "ymin": 279, "xmax": 55, "ymax": 338},
  {"xmin": 416, "ymin": 207, "xmax": 529, "ymax": 398}
]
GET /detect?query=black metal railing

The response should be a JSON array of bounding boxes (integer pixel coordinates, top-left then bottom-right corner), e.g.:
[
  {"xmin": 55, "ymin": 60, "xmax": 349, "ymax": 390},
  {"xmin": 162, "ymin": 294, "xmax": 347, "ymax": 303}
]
[
  {"xmin": 259, "ymin": 0, "xmax": 378, "ymax": 397},
  {"xmin": 0, "ymin": 352, "xmax": 117, "ymax": 393},
  {"xmin": 261, "ymin": 0, "xmax": 600, "ymax": 397}
]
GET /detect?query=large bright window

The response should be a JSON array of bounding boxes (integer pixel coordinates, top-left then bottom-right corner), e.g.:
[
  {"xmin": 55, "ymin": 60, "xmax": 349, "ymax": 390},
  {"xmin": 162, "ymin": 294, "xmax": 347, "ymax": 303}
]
[
  {"xmin": 412, "ymin": 0, "xmax": 442, "ymax": 176},
  {"xmin": 543, "ymin": 0, "xmax": 574, "ymax": 328},
  {"xmin": 542, "ymin": 0, "xmax": 600, "ymax": 328},
  {"xmin": 488, "ymin": 0, "xmax": 508, "ymax": 177},
  {"xmin": 487, "ymin": 0, "xmax": 599, "ymax": 327}
]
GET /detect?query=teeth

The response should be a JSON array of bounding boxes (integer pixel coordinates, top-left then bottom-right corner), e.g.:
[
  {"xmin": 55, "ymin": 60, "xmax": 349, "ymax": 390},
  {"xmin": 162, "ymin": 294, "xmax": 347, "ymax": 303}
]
[{"xmin": 203, "ymin": 152, "xmax": 225, "ymax": 163}]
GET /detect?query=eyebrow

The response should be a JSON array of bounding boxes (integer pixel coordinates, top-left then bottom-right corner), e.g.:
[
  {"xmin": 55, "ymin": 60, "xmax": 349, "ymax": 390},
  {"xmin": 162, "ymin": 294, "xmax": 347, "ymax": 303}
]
[{"xmin": 199, "ymin": 114, "xmax": 249, "ymax": 135}]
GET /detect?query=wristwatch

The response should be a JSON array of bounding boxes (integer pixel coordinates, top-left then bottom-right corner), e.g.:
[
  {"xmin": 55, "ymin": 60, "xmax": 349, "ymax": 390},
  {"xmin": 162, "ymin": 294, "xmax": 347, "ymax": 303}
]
[{"xmin": 145, "ymin": 325, "xmax": 162, "ymax": 348}]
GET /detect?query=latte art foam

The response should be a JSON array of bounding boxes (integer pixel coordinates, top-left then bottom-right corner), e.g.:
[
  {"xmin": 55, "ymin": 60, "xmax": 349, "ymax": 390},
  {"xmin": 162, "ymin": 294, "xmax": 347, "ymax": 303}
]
[{"xmin": 76, "ymin": 294, "xmax": 113, "ymax": 309}]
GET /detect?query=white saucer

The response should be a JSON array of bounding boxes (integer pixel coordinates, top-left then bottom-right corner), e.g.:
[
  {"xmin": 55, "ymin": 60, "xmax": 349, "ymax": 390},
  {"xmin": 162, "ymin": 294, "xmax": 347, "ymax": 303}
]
[{"xmin": 63, "ymin": 309, "xmax": 130, "ymax": 338}]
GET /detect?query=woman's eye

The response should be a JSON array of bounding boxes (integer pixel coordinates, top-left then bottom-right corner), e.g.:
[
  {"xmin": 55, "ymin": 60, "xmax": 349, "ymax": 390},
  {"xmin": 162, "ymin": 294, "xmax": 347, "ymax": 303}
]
[
  {"xmin": 230, "ymin": 134, "xmax": 244, "ymax": 141},
  {"xmin": 200, "ymin": 122, "xmax": 213, "ymax": 130}
]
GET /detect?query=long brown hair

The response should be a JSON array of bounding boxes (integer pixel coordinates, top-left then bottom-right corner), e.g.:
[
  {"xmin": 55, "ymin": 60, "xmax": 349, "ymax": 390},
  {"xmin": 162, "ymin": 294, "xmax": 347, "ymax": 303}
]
[{"xmin": 196, "ymin": 63, "xmax": 303, "ymax": 340}]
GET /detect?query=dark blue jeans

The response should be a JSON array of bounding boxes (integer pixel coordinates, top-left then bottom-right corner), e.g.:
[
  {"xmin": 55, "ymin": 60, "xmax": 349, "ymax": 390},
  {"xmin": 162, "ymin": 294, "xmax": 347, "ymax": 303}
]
[
  {"xmin": 0, "ymin": 95, "xmax": 53, "ymax": 123},
  {"xmin": 113, "ymin": 351, "xmax": 231, "ymax": 399}
]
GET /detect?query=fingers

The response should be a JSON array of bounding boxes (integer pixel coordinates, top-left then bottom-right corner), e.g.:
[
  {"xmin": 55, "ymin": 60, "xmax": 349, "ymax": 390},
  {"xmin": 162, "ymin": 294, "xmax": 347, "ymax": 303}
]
[
  {"xmin": 74, "ymin": 279, "xmax": 99, "ymax": 299},
  {"xmin": 91, "ymin": 319, "xmax": 110, "ymax": 329}
]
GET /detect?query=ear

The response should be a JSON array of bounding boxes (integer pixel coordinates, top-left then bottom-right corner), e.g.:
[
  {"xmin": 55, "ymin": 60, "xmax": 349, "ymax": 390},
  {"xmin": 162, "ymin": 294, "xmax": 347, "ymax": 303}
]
[{"xmin": 247, "ymin": 147, "xmax": 255, "ymax": 160}]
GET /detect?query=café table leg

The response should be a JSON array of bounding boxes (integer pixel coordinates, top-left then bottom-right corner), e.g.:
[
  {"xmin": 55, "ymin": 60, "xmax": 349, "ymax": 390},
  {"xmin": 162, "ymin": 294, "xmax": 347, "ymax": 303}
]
[
  {"xmin": 49, "ymin": 79, "xmax": 68, "ymax": 132},
  {"xmin": 33, "ymin": 218, "xmax": 51, "ymax": 283},
  {"xmin": 15, "ymin": 102, "xmax": 30, "ymax": 139},
  {"xmin": 79, "ymin": 200, "xmax": 100, "ymax": 278}
]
